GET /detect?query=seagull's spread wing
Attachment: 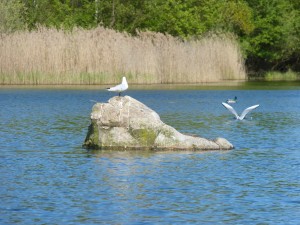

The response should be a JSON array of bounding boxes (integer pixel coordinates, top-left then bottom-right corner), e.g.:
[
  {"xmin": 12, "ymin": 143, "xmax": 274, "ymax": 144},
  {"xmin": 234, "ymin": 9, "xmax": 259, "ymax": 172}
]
[
  {"xmin": 240, "ymin": 105, "xmax": 259, "ymax": 120},
  {"xmin": 222, "ymin": 102, "xmax": 239, "ymax": 119}
]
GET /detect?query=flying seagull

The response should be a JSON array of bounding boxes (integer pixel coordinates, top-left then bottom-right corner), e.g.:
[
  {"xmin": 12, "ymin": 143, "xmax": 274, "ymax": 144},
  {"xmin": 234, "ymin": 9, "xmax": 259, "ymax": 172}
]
[
  {"xmin": 226, "ymin": 96, "xmax": 237, "ymax": 104},
  {"xmin": 222, "ymin": 102, "xmax": 259, "ymax": 120},
  {"xmin": 107, "ymin": 77, "xmax": 128, "ymax": 96}
]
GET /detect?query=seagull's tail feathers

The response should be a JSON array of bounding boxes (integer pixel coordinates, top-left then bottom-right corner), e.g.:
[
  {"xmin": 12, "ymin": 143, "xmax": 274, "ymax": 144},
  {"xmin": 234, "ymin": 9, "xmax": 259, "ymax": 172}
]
[{"xmin": 107, "ymin": 84, "xmax": 121, "ymax": 92}]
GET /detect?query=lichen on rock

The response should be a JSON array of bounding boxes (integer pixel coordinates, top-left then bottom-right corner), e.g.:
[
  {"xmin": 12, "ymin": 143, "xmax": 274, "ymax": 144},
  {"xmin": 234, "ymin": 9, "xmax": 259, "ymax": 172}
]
[{"xmin": 83, "ymin": 96, "xmax": 233, "ymax": 151}]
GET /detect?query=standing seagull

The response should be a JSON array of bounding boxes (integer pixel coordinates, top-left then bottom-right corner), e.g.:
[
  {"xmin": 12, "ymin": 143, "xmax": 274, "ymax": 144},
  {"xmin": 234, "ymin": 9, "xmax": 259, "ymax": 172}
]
[
  {"xmin": 222, "ymin": 102, "xmax": 259, "ymax": 120},
  {"xmin": 107, "ymin": 77, "xmax": 128, "ymax": 96}
]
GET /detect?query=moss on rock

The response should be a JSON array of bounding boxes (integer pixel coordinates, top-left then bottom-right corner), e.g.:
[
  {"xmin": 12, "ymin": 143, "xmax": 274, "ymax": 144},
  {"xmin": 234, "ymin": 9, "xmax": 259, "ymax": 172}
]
[
  {"xmin": 130, "ymin": 128, "xmax": 157, "ymax": 146},
  {"xmin": 83, "ymin": 120, "xmax": 99, "ymax": 148}
]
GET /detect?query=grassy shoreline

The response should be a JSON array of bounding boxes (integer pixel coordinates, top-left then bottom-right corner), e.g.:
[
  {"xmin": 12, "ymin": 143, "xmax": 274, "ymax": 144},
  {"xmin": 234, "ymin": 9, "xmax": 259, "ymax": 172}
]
[
  {"xmin": 1, "ymin": 28, "xmax": 298, "ymax": 85},
  {"xmin": 0, "ymin": 80, "xmax": 246, "ymax": 89},
  {"xmin": 0, "ymin": 27, "xmax": 246, "ymax": 85},
  {"xmin": 1, "ymin": 80, "xmax": 299, "ymax": 91}
]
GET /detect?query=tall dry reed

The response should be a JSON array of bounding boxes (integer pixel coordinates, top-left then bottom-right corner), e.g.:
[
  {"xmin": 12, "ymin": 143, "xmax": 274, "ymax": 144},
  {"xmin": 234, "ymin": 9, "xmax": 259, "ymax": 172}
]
[{"xmin": 0, "ymin": 27, "xmax": 246, "ymax": 85}]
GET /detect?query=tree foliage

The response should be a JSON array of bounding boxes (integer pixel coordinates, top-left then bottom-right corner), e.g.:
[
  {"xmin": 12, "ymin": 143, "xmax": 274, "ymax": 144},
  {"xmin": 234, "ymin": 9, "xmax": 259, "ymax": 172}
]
[
  {"xmin": 0, "ymin": 0, "xmax": 26, "ymax": 33},
  {"xmin": 1, "ymin": 0, "xmax": 300, "ymax": 73},
  {"xmin": 243, "ymin": 0, "xmax": 300, "ymax": 72}
]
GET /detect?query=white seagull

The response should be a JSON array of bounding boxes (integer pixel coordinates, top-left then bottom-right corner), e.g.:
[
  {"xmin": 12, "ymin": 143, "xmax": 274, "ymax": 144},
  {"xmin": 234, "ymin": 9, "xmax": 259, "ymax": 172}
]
[
  {"xmin": 107, "ymin": 77, "xmax": 128, "ymax": 96},
  {"xmin": 222, "ymin": 102, "xmax": 259, "ymax": 120}
]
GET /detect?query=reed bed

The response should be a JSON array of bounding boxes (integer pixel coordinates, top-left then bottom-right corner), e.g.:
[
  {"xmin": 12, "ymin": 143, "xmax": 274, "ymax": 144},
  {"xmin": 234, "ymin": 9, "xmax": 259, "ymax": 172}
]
[
  {"xmin": 264, "ymin": 70, "xmax": 300, "ymax": 81},
  {"xmin": 0, "ymin": 27, "xmax": 246, "ymax": 85}
]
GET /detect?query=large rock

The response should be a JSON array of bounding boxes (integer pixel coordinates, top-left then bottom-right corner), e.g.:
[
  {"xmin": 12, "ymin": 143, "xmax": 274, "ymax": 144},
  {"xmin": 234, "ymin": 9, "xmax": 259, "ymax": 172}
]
[{"xmin": 83, "ymin": 96, "xmax": 233, "ymax": 151}]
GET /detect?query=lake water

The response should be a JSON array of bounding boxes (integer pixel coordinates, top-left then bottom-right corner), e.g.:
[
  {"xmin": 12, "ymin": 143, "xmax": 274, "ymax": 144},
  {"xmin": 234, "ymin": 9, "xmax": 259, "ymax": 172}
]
[{"xmin": 1, "ymin": 84, "xmax": 300, "ymax": 224}]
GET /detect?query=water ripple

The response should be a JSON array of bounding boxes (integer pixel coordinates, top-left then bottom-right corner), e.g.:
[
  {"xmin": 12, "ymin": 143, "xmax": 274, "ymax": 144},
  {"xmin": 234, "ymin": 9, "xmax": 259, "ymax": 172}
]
[{"xmin": 0, "ymin": 89, "xmax": 299, "ymax": 224}]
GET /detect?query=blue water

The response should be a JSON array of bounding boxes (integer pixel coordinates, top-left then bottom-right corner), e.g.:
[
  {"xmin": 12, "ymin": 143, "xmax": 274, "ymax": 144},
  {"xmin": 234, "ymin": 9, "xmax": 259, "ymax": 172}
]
[{"xmin": 0, "ymin": 87, "xmax": 300, "ymax": 224}]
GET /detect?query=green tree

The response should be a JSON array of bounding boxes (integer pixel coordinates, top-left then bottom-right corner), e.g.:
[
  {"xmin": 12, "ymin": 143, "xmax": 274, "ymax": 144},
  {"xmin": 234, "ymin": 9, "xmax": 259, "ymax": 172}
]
[
  {"xmin": 23, "ymin": 0, "xmax": 97, "ymax": 30},
  {"xmin": 244, "ymin": 0, "xmax": 300, "ymax": 72},
  {"xmin": 197, "ymin": 0, "xmax": 254, "ymax": 35},
  {"xmin": 106, "ymin": 0, "xmax": 254, "ymax": 38},
  {"xmin": 0, "ymin": 0, "xmax": 26, "ymax": 33},
  {"xmin": 140, "ymin": 0, "xmax": 204, "ymax": 38}
]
